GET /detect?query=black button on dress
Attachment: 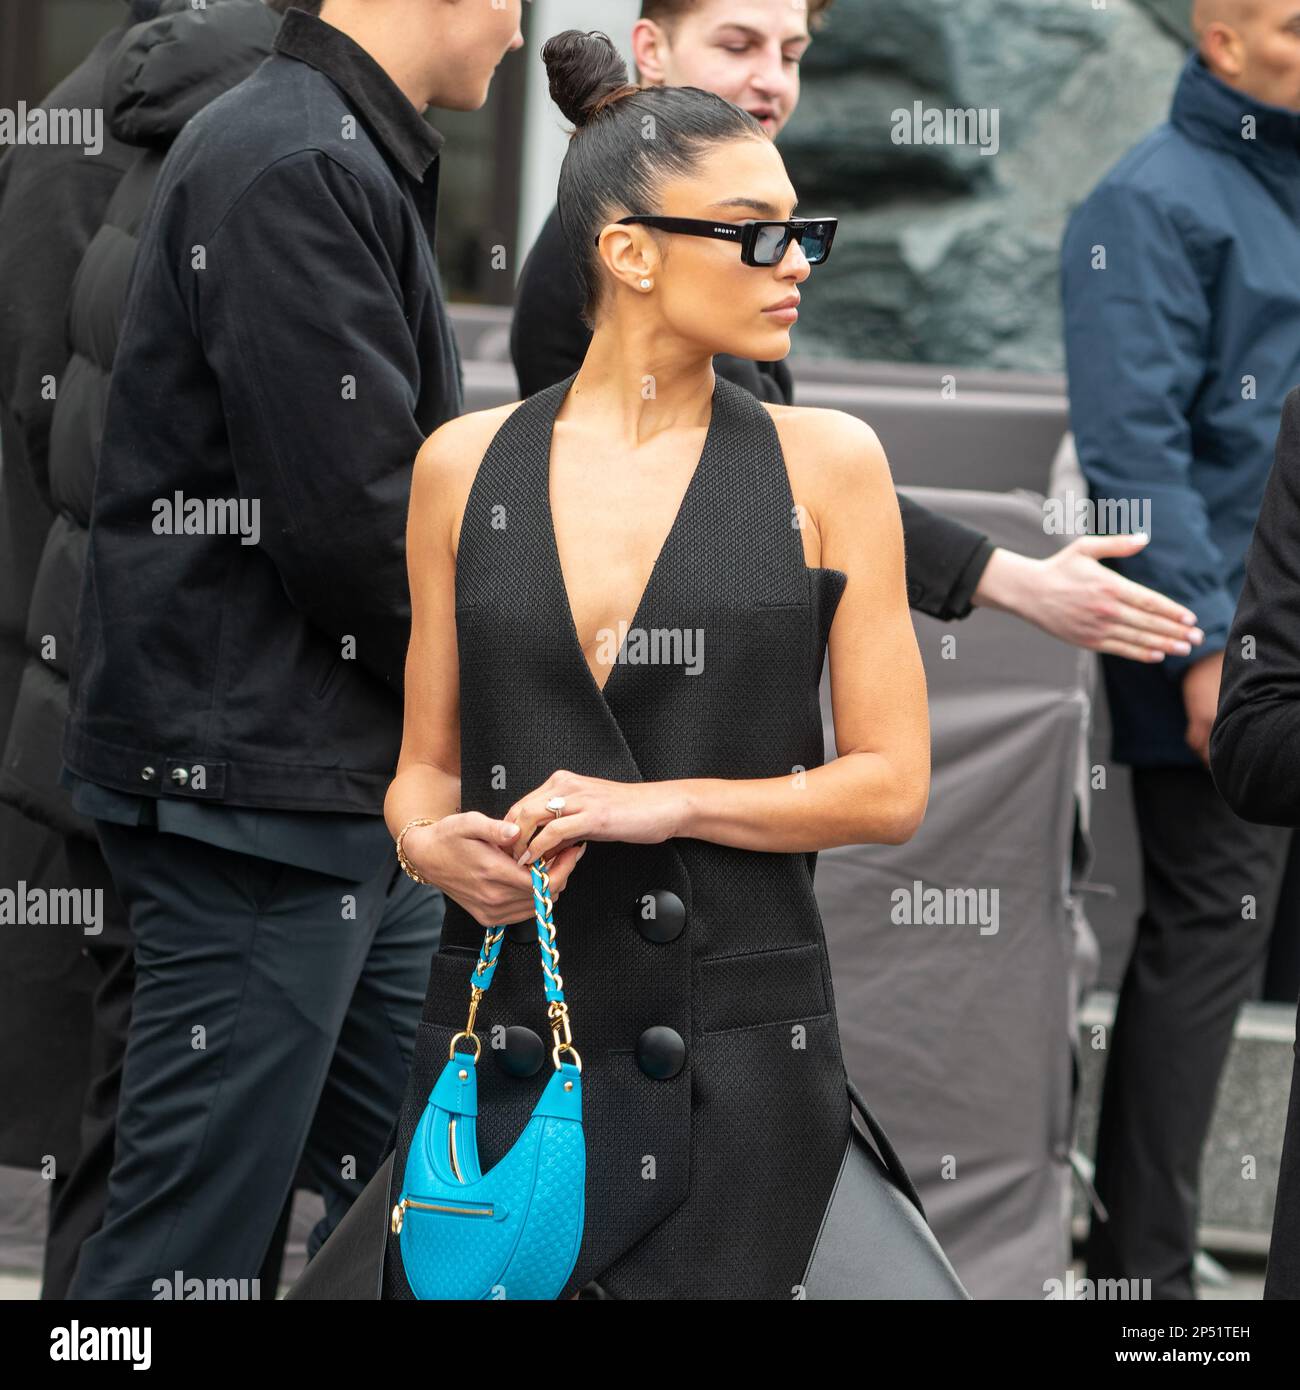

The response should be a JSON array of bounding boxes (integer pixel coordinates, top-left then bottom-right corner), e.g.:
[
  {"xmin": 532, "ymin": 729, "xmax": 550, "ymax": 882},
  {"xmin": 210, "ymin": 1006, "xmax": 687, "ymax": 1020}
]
[{"xmin": 634, "ymin": 889, "xmax": 687, "ymax": 943}]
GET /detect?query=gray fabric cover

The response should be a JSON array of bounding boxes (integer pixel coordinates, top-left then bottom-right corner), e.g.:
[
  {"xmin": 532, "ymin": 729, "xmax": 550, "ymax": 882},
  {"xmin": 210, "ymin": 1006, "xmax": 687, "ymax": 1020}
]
[{"xmin": 816, "ymin": 485, "xmax": 1096, "ymax": 1299}]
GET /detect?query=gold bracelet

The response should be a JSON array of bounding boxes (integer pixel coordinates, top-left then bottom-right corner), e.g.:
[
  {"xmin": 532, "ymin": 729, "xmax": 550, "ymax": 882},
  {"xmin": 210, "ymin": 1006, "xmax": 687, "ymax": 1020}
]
[{"xmin": 395, "ymin": 817, "xmax": 440, "ymax": 884}]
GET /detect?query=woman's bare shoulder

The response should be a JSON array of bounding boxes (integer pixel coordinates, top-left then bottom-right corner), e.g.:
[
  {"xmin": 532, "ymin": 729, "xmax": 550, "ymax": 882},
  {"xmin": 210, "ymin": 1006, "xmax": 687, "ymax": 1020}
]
[
  {"xmin": 760, "ymin": 401, "xmax": 892, "ymax": 501},
  {"xmin": 408, "ymin": 400, "xmax": 528, "ymax": 558},
  {"xmin": 413, "ymin": 399, "xmax": 524, "ymax": 491}
]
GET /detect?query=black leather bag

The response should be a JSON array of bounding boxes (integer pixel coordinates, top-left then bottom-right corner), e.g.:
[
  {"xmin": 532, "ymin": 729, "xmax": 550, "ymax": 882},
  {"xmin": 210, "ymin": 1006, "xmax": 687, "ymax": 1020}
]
[{"xmin": 799, "ymin": 1080, "xmax": 971, "ymax": 1299}]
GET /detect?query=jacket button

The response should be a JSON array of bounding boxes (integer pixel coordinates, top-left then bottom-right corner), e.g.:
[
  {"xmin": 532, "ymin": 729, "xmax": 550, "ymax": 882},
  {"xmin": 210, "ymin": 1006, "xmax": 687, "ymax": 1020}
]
[
  {"xmin": 507, "ymin": 918, "xmax": 535, "ymax": 944},
  {"xmin": 140, "ymin": 766, "xmax": 155, "ymax": 781},
  {"xmin": 636, "ymin": 1025, "xmax": 686, "ymax": 1079},
  {"xmin": 634, "ymin": 890, "xmax": 686, "ymax": 943},
  {"xmin": 170, "ymin": 767, "xmax": 189, "ymax": 786},
  {"xmin": 496, "ymin": 1025, "xmax": 544, "ymax": 1078}
]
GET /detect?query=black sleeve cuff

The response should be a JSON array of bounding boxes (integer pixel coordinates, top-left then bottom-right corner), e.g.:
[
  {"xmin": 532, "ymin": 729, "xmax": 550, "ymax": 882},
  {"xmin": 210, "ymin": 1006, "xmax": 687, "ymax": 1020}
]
[{"xmin": 940, "ymin": 534, "xmax": 997, "ymax": 621}]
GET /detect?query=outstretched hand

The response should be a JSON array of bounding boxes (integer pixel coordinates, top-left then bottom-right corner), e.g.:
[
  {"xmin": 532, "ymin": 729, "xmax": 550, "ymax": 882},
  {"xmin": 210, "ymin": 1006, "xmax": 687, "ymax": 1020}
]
[{"xmin": 976, "ymin": 534, "xmax": 1204, "ymax": 661}]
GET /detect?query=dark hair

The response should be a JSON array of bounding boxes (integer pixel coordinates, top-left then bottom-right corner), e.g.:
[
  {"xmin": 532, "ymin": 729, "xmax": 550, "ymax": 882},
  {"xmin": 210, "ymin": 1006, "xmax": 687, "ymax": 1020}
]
[
  {"xmin": 264, "ymin": 1, "xmax": 322, "ymax": 15},
  {"xmin": 640, "ymin": 0, "xmax": 834, "ymax": 34},
  {"xmin": 542, "ymin": 29, "xmax": 765, "ymax": 330}
]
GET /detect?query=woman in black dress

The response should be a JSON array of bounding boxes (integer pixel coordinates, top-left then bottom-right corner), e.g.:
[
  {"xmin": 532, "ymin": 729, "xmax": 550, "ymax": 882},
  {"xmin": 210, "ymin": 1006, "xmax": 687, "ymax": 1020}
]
[{"xmin": 321, "ymin": 29, "xmax": 962, "ymax": 1300}]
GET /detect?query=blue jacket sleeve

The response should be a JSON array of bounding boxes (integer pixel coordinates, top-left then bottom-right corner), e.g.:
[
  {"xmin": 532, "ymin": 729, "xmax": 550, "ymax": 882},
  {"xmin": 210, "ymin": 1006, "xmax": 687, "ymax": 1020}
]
[
  {"xmin": 1061, "ymin": 178, "xmax": 1233, "ymax": 676},
  {"xmin": 200, "ymin": 150, "xmax": 425, "ymax": 692}
]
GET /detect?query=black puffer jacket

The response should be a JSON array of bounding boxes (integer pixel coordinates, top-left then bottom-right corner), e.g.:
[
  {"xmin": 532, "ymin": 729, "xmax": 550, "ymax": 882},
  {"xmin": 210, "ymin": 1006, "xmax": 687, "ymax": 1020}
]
[{"xmin": 0, "ymin": 0, "xmax": 280, "ymax": 838}]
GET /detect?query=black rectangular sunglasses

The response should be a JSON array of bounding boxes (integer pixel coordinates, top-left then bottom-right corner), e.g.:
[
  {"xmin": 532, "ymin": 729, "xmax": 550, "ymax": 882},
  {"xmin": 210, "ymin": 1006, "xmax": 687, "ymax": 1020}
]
[{"xmin": 598, "ymin": 216, "xmax": 838, "ymax": 267}]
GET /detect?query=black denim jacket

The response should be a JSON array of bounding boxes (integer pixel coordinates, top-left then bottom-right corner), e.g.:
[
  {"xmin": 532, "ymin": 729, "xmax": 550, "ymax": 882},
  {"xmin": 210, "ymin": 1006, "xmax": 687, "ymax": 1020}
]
[{"xmin": 64, "ymin": 9, "xmax": 463, "ymax": 814}]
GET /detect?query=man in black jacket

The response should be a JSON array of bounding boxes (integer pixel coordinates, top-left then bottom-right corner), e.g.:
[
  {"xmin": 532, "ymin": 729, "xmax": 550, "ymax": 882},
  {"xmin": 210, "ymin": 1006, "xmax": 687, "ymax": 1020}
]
[
  {"xmin": 62, "ymin": 0, "xmax": 526, "ymax": 1298},
  {"xmin": 5, "ymin": 0, "xmax": 288, "ymax": 1302},
  {"xmin": 1210, "ymin": 386, "xmax": 1300, "ymax": 1299},
  {"xmin": 514, "ymin": 0, "xmax": 1203, "ymax": 657}
]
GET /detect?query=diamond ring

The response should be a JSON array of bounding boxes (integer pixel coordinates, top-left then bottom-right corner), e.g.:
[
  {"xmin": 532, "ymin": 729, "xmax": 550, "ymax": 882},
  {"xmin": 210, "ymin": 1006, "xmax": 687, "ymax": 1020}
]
[{"xmin": 546, "ymin": 796, "xmax": 566, "ymax": 816}]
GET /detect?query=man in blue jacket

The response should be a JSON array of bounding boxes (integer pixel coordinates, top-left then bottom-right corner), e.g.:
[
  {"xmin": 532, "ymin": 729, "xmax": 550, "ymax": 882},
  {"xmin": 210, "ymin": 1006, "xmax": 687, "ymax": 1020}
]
[{"xmin": 1061, "ymin": 0, "xmax": 1300, "ymax": 1299}]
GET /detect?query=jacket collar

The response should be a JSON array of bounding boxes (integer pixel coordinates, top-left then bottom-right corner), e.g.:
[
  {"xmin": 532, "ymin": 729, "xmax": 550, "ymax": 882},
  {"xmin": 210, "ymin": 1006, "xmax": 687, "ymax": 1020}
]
[
  {"xmin": 273, "ymin": 7, "xmax": 444, "ymax": 182},
  {"xmin": 1171, "ymin": 49, "xmax": 1300, "ymax": 164}
]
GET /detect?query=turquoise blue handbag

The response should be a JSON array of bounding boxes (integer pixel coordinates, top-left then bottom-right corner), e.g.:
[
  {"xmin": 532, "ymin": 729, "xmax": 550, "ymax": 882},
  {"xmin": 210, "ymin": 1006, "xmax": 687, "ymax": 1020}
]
[{"xmin": 391, "ymin": 857, "xmax": 586, "ymax": 1300}]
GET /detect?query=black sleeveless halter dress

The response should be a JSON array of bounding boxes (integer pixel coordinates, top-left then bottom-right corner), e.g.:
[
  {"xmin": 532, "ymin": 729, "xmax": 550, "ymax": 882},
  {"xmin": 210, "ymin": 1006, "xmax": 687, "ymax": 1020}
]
[{"xmin": 288, "ymin": 369, "xmax": 968, "ymax": 1301}]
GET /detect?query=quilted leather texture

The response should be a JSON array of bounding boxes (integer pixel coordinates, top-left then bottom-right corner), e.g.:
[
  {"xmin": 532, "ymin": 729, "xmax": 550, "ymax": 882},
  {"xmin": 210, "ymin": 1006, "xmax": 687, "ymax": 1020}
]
[{"xmin": 397, "ymin": 1055, "xmax": 585, "ymax": 1299}]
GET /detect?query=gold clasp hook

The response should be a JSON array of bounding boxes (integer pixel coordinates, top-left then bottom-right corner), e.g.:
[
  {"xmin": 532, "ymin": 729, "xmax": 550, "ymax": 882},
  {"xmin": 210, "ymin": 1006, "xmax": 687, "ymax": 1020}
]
[
  {"xmin": 449, "ymin": 985, "xmax": 484, "ymax": 1060},
  {"xmin": 548, "ymin": 999, "xmax": 580, "ymax": 1071}
]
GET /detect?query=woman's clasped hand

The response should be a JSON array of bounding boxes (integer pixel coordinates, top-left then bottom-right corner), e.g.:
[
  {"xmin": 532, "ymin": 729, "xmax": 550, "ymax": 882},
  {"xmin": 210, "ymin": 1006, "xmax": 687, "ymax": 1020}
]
[{"xmin": 399, "ymin": 770, "xmax": 683, "ymax": 926}]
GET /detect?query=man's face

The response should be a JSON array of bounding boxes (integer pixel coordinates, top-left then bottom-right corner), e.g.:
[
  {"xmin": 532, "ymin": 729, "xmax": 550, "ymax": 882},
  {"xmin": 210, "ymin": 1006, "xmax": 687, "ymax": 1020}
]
[
  {"xmin": 416, "ymin": 0, "xmax": 526, "ymax": 109},
  {"xmin": 633, "ymin": 0, "xmax": 813, "ymax": 139},
  {"xmin": 1208, "ymin": 1, "xmax": 1300, "ymax": 110}
]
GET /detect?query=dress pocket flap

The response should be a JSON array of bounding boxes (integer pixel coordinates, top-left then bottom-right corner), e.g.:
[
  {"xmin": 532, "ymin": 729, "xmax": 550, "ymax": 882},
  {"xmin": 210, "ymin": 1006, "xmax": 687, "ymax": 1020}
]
[{"xmin": 696, "ymin": 941, "xmax": 829, "ymax": 1033}]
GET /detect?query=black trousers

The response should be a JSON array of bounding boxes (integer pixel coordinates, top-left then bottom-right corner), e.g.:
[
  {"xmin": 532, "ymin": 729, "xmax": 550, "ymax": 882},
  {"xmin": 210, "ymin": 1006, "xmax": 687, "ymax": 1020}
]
[
  {"xmin": 39, "ymin": 833, "xmax": 133, "ymax": 1299},
  {"xmin": 1085, "ymin": 765, "xmax": 1291, "ymax": 1298},
  {"xmin": 65, "ymin": 820, "xmax": 442, "ymax": 1299},
  {"xmin": 39, "ymin": 835, "xmax": 294, "ymax": 1298},
  {"xmin": 1265, "ymin": 990, "xmax": 1300, "ymax": 1297}
]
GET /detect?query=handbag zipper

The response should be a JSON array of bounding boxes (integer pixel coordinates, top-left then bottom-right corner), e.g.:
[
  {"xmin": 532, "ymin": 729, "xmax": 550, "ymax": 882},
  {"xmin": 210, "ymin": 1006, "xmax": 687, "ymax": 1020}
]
[{"xmin": 391, "ymin": 1196, "xmax": 495, "ymax": 1234}]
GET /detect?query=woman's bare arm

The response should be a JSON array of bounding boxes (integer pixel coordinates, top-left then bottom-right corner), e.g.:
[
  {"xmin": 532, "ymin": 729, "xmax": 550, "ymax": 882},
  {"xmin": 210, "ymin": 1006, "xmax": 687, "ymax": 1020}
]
[
  {"xmin": 672, "ymin": 407, "xmax": 930, "ymax": 848},
  {"xmin": 382, "ymin": 417, "xmax": 473, "ymax": 842},
  {"xmin": 384, "ymin": 409, "xmax": 586, "ymax": 925}
]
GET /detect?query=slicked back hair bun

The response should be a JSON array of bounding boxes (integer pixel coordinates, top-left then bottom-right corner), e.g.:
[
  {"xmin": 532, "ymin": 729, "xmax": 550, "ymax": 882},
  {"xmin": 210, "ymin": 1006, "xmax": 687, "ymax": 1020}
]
[
  {"xmin": 543, "ymin": 28, "xmax": 639, "ymax": 128},
  {"xmin": 540, "ymin": 28, "xmax": 765, "ymax": 330}
]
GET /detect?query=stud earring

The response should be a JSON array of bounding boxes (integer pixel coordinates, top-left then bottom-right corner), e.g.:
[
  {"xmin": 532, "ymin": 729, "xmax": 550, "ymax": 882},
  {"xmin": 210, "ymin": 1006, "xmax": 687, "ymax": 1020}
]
[{"xmin": 640, "ymin": 278, "xmax": 652, "ymax": 290}]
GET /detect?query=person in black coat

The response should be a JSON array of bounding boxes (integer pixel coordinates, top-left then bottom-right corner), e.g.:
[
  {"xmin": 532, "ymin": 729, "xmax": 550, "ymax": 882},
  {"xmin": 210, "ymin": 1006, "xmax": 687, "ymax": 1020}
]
[
  {"xmin": 25, "ymin": 0, "xmax": 285, "ymax": 1301},
  {"xmin": 59, "ymin": 0, "xmax": 520, "ymax": 1299},
  {"xmin": 513, "ymin": 0, "xmax": 1205, "ymax": 661},
  {"xmin": 1209, "ymin": 385, "xmax": 1300, "ymax": 1299},
  {"xmin": 0, "ymin": 0, "xmax": 156, "ymax": 747},
  {"xmin": 5, "ymin": 0, "xmax": 322, "ymax": 1302},
  {"xmin": 0, "ymin": 0, "xmax": 163, "ymax": 1297}
]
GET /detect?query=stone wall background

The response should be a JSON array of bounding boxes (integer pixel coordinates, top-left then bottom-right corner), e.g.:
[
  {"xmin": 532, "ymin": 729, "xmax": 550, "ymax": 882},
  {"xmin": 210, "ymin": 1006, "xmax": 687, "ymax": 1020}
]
[{"xmin": 781, "ymin": 0, "xmax": 1192, "ymax": 370}]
